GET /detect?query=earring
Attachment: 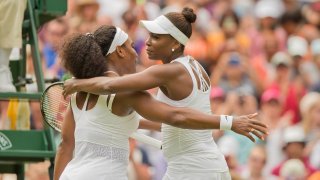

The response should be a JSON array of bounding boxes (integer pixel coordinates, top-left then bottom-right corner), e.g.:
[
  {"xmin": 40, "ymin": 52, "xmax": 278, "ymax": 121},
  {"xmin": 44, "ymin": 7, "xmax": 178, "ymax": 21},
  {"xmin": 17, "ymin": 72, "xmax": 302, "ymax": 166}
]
[{"xmin": 171, "ymin": 48, "xmax": 175, "ymax": 52}]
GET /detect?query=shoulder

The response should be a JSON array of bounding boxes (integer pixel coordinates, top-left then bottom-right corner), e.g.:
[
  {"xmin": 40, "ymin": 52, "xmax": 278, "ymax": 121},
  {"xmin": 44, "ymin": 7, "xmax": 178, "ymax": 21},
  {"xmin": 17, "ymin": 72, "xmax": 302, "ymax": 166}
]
[
  {"xmin": 144, "ymin": 63, "xmax": 186, "ymax": 77},
  {"xmin": 115, "ymin": 91, "xmax": 150, "ymax": 102}
]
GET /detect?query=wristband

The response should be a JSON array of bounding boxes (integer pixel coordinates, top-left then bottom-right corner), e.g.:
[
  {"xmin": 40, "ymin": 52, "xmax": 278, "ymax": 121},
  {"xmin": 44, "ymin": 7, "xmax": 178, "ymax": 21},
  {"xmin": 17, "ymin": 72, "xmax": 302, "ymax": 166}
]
[{"xmin": 220, "ymin": 115, "xmax": 233, "ymax": 130}]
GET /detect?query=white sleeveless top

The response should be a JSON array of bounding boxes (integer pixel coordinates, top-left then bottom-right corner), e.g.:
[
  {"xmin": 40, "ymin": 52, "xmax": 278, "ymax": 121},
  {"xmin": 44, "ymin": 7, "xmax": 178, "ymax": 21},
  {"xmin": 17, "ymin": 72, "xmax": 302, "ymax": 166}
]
[
  {"xmin": 60, "ymin": 93, "xmax": 140, "ymax": 180},
  {"xmin": 158, "ymin": 56, "xmax": 229, "ymax": 174}
]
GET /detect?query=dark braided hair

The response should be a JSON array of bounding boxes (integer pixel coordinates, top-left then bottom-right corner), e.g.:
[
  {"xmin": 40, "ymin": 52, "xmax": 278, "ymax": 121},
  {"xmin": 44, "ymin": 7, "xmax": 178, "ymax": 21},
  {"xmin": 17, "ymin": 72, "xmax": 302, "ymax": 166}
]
[{"xmin": 60, "ymin": 25, "xmax": 118, "ymax": 79}]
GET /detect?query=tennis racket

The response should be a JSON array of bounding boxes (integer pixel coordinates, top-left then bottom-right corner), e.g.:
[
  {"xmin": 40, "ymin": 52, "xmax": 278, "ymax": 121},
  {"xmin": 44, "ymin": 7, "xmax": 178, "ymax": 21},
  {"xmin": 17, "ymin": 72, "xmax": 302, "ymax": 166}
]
[{"xmin": 40, "ymin": 82, "xmax": 162, "ymax": 149}]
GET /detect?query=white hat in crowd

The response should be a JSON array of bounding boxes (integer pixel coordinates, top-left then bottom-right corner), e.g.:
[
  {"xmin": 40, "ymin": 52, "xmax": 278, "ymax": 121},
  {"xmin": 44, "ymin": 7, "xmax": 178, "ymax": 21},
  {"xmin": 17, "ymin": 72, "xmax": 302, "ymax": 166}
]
[
  {"xmin": 299, "ymin": 92, "xmax": 320, "ymax": 116},
  {"xmin": 287, "ymin": 36, "xmax": 308, "ymax": 57},
  {"xmin": 255, "ymin": 0, "xmax": 284, "ymax": 19},
  {"xmin": 271, "ymin": 51, "xmax": 292, "ymax": 67},
  {"xmin": 283, "ymin": 125, "xmax": 306, "ymax": 145}
]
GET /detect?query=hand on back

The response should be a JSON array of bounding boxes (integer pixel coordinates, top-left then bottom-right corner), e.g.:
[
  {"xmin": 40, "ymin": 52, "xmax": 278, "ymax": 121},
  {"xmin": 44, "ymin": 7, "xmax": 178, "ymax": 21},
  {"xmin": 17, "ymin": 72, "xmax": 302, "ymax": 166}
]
[{"xmin": 63, "ymin": 78, "xmax": 78, "ymax": 97}]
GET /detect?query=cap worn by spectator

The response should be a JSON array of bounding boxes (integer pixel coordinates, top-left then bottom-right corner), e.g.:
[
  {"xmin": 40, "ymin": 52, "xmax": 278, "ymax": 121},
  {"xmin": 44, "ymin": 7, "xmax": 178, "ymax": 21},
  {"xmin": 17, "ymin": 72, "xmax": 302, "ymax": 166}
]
[
  {"xmin": 228, "ymin": 53, "xmax": 241, "ymax": 67},
  {"xmin": 210, "ymin": 87, "xmax": 225, "ymax": 100},
  {"xmin": 261, "ymin": 88, "xmax": 281, "ymax": 103},
  {"xmin": 299, "ymin": 92, "xmax": 320, "ymax": 116},
  {"xmin": 287, "ymin": 36, "xmax": 308, "ymax": 57},
  {"xmin": 271, "ymin": 51, "xmax": 292, "ymax": 67},
  {"xmin": 282, "ymin": 126, "xmax": 306, "ymax": 146},
  {"xmin": 254, "ymin": 0, "xmax": 284, "ymax": 19},
  {"xmin": 280, "ymin": 159, "xmax": 306, "ymax": 178}
]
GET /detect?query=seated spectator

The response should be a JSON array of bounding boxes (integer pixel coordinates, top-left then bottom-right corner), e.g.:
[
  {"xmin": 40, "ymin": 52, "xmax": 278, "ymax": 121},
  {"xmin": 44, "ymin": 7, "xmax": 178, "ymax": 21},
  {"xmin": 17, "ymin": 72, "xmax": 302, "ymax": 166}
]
[{"xmin": 271, "ymin": 125, "xmax": 317, "ymax": 178}]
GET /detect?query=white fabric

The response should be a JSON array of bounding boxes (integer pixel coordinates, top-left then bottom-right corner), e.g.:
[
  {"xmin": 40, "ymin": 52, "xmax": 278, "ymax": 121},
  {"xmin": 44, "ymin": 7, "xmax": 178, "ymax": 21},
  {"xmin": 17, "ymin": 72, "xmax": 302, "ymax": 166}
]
[
  {"xmin": 156, "ymin": 56, "xmax": 230, "ymax": 179},
  {"xmin": 0, "ymin": 48, "xmax": 16, "ymax": 93},
  {"xmin": 163, "ymin": 170, "xmax": 231, "ymax": 180},
  {"xmin": 0, "ymin": 0, "xmax": 27, "ymax": 48},
  {"xmin": 60, "ymin": 93, "xmax": 140, "ymax": 180},
  {"xmin": 140, "ymin": 15, "xmax": 189, "ymax": 45},
  {"xmin": 219, "ymin": 115, "xmax": 233, "ymax": 130},
  {"xmin": 106, "ymin": 27, "xmax": 128, "ymax": 55}
]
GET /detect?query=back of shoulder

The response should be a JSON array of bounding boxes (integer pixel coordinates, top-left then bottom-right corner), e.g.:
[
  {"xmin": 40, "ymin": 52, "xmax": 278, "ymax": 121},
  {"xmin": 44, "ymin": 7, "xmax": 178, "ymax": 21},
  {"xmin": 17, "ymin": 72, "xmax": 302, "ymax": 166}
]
[
  {"xmin": 145, "ymin": 63, "xmax": 186, "ymax": 78},
  {"xmin": 115, "ymin": 91, "xmax": 152, "ymax": 107}
]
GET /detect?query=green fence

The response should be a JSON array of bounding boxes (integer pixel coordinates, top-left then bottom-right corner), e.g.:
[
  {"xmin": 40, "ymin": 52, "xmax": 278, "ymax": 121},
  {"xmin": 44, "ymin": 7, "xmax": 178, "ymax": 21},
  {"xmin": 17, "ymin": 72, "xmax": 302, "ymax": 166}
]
[{"xmin": 0, "ymin": 0, "xmax": 67, "ymax": 179}]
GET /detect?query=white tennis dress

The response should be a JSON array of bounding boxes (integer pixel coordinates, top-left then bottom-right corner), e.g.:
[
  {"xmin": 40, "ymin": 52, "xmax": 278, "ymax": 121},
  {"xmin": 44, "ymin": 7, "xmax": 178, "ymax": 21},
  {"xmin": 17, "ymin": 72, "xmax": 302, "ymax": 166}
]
[
  {"xmin": 158, "ymin": 56, "xmax": 231, "ymax": 180},
  {"xmin": 60, "ymin": 93, "xmax": 139, "ymax": 180}
]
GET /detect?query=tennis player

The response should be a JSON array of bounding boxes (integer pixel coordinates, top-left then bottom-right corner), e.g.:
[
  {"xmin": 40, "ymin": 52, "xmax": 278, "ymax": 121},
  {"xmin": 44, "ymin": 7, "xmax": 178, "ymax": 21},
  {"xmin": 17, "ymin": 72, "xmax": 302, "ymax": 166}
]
[{"xmin": 60, "ymin": 11, "xmax": 267, "ymax": 179}]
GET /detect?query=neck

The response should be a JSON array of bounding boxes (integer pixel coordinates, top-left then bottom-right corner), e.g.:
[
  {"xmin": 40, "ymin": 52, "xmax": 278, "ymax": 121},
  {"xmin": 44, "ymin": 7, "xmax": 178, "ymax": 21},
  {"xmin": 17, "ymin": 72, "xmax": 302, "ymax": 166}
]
[
  {"xmin": 107, "ymin": 61, "xmax": 135, "ymax": 76},
  {"xmin": 162, "ymin": 51, "xmax": 184, "ymax": 64}
]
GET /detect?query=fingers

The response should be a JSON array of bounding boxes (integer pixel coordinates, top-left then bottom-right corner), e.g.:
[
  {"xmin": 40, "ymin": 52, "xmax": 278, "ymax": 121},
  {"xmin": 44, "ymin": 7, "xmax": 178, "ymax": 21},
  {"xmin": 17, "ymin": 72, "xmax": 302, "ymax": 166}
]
[
  {"xmin": 247, "ymin": 112, "xmax": 258, "ymax": 119},
  {"xmin": 63, "ymin": 90, "xmax": 68, "ymax": 100},
  {"xmin": 232, "ymin": 116, "xmax": 269, "ymax": 143},
  {"xmin": 250, "ymin": 129, "xmax": 265, "ymax": 141},
  {"xmin": 243, "ymin": 132, "xmax": 255, "ymax": 142},
  {"xmin": 63, "ymin": 79, "xmax": 74, "ymax": 97},
  {"xmin": 251, "ymin": 120, "xmax": 267, "ymax": 128},
  {"xmin": 252, "ymin": 124, "xmax": 268, "ymax": 135}
]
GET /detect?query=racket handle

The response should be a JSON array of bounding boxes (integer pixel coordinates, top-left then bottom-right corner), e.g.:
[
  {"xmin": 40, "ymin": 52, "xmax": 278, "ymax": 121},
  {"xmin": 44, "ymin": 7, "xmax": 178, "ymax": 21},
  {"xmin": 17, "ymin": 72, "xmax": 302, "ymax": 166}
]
[{"xmin": 130, "ymin": 132, "xmax": 162, "ymax": 149}]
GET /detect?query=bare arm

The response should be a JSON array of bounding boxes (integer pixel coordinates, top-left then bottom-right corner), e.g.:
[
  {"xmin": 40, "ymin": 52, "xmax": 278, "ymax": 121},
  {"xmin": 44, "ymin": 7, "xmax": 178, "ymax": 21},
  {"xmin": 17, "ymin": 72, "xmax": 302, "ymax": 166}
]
[
  {"xmin": 63, "ymin": 64, "xmax": 179, "ymax": 96},
  {"xmin": 138, "ymin": 119, "xmax": 161, "ymax": 132},
  {"xmin": 125, "ymin": 91, "xmax": 268, "ymax": 142},
  {"xmin": 54, "ymin": 107, "xmax": 75, "ymax": 180}
]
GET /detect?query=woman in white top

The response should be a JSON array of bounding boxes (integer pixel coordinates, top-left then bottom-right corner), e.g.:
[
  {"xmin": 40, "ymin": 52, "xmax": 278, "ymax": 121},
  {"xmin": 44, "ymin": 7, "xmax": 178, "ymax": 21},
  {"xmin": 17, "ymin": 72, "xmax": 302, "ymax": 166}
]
[{"xmin": 62, "ymin": 8, "xmax": 268, "ymax": 180}]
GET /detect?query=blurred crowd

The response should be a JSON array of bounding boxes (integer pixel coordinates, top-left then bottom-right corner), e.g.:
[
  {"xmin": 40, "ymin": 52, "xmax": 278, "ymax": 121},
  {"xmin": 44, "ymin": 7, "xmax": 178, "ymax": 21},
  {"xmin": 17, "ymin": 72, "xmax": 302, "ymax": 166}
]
[{"xmin": 1, "ymin": 0, "xmax": 320, "ymax": 180}]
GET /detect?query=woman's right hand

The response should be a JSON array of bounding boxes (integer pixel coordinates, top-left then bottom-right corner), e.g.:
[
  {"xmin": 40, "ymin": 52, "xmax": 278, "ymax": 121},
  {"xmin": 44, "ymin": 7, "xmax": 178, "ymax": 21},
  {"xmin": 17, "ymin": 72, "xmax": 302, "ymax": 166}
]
[
  {"xmin": 231, "ymin": 113, "xmax": 268, "ymax": 142},
  {"xmin": 63, "ymin": 78, "xmax": 79, "ymax": 97}
]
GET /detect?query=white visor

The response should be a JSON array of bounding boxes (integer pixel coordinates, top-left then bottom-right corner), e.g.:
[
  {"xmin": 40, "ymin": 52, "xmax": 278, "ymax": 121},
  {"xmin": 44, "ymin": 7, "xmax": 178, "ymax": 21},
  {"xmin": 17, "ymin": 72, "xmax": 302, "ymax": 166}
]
[
  {"xmin": 140, "ymin": 15, "xmax": 189, "ymax": 45},
  {"xmin": 106, "ymin": 27, "xmax": 128, "ymax": 55}
]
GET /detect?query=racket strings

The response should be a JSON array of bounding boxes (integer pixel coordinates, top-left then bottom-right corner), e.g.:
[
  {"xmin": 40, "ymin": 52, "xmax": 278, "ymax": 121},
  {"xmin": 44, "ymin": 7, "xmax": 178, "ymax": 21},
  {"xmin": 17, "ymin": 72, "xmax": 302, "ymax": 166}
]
[{"xmin": 41, "ymin": 83, "xmax": 70, "ymax": 132}]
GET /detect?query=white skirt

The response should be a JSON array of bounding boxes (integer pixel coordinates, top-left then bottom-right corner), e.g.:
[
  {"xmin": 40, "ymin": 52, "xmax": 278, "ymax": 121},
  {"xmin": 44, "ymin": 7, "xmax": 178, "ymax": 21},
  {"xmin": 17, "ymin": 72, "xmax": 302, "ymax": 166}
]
[{"xmin": 162, "ymin": 171, "xmax": 231, "ymax": 180}]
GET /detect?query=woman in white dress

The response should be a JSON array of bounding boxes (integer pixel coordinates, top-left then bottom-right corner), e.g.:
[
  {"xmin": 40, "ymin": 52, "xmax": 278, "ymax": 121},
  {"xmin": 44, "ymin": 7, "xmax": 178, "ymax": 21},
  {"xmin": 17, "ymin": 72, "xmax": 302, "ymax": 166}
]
[{"xmin": 62, "ymin": 8, "xmax": 268, "ymax": 180}]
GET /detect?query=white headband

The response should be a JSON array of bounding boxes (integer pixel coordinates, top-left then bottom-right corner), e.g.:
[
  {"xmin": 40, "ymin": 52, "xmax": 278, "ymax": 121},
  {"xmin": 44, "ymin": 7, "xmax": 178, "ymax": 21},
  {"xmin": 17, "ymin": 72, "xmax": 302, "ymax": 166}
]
[
  {"xmin": 106, "ymin": 27, "xmax": 128, "ymax": 55},
  {"xmin": 140, "ymin": 15, "xmax": 189, "ymax": 45}
]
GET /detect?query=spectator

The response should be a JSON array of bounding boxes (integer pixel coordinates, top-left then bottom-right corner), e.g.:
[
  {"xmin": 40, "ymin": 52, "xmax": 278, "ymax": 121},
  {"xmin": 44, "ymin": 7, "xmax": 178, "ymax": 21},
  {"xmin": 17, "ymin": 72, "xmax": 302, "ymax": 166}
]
[
  {"xmin": 69, "ymin": 0, "xmax": 100, "ymax": 33},
  {"xmin": 42, "ymin": 18, "xmax": 69, "ymax": 79},
  {"xmin": 271, "ymin": 125, "xmax": 317, "ymax": 178},
  {"xmin": 299, "ymin": 92, "xmax": 320, "ymax": 169},
  {"xmin": 268, "ymin": 50, "xmax": 306, "ymax": 124},
  {"xmin": 207, "ymin": 10, "xmax": 250, "ymax": 67},
  {"xmin": 240, "ymin": 145, "xmax": 268, "ymax": 180},
  {"xmin": 259, "ymin": 88, "xmax": 291, "ymax": 177},
  {"xmin": 249, "ymin": 0, "xmax": 286, "ymax": 57}
]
